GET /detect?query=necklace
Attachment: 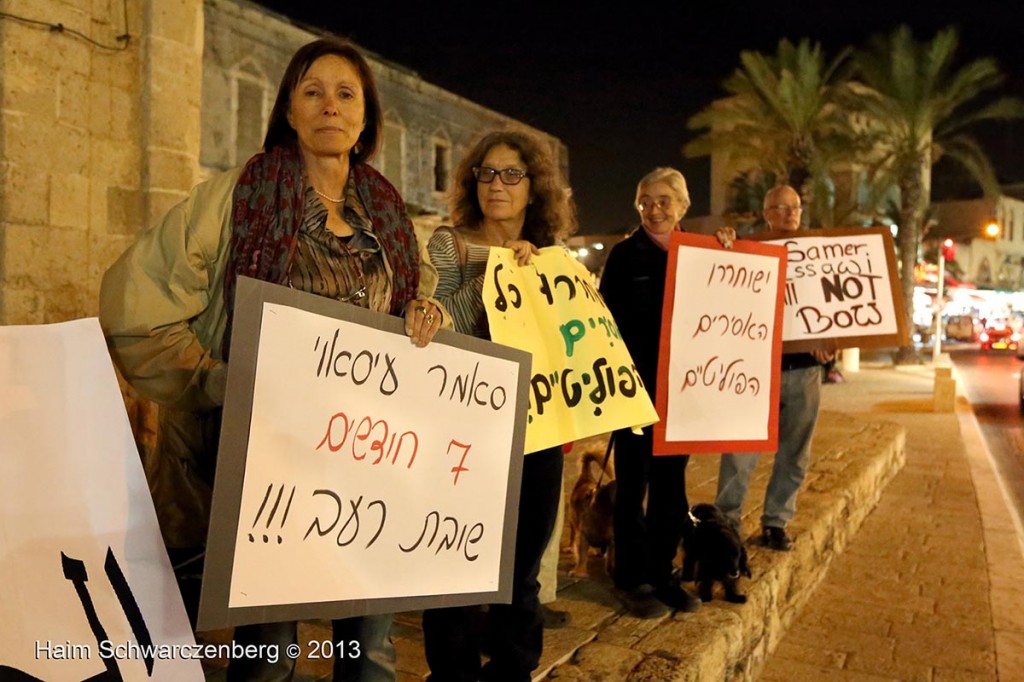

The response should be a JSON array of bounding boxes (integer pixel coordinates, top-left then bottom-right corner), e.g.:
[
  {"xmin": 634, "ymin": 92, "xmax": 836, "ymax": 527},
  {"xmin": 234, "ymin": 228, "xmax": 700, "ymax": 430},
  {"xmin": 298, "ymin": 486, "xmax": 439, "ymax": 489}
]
[{"xmin": 313, "ymin": 186, "xmax": 345, "ymax": 204}]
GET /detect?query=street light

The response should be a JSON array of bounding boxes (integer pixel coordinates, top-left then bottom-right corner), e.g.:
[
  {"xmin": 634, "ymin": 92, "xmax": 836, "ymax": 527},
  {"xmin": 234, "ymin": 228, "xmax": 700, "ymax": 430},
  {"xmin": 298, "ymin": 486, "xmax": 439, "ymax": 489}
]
[{"xmin": 985, "ymin": 221, "xmax": 1001, "ymax": 238}]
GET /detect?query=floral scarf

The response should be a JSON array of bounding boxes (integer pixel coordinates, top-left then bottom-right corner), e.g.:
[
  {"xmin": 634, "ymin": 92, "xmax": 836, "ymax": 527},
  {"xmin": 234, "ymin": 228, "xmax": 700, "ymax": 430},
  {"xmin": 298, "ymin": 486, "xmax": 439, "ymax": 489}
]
[{"xmin": 222, "ymin": 143, "xmax": 420, "ymax": 357}]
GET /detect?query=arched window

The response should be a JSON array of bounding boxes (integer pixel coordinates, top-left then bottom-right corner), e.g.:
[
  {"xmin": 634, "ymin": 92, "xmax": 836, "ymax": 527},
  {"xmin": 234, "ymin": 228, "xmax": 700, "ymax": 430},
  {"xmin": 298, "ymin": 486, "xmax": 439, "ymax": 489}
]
[
  {"xmin": 379, "ymin": 111, "xmax": 407, "ymax": 193},
  {"xmin": 431, "ymin": 129, "xmax": 452, "ymax": 194},
  {"xmin": 230, "ymin": 59, "xmax": 271, "ymax": 166}
]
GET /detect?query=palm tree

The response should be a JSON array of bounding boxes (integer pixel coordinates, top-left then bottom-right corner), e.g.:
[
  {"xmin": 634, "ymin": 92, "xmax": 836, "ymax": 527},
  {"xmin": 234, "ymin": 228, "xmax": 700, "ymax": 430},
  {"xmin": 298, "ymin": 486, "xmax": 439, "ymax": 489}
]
[
  {"xmin": 850, "ymin": 26, "xmax": 1024, "ymax": 363},
  {"xmin": 685, "ymin": 38, "xmax": 858, "ymax": 224}
]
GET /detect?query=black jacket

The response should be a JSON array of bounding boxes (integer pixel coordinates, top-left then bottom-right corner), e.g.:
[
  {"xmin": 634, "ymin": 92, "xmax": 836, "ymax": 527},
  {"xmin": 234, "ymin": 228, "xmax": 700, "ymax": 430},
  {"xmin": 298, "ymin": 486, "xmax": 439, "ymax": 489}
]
[{"xmin": 599, "ymin": 228, "xmax": 668, "ymax": 394}]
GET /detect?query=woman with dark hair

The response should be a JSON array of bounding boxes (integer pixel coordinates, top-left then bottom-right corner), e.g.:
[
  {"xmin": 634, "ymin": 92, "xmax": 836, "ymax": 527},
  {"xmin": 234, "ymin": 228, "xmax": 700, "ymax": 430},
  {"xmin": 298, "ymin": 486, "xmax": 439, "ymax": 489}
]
[
  {"xmin": 100, "ymin": 37, "xmax": 444, "ymax": 681},
  {"xmin": 422, "ymin": 130, "xmax": 575, "ymax": 682}
]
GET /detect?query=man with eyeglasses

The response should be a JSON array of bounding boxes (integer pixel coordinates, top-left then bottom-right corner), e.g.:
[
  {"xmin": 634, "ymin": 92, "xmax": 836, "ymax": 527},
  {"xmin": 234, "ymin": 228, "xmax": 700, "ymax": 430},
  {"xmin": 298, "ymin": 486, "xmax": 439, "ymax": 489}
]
[{"xmin": 713, "ymin": 185, "xmax": 834, "ymax": 551}]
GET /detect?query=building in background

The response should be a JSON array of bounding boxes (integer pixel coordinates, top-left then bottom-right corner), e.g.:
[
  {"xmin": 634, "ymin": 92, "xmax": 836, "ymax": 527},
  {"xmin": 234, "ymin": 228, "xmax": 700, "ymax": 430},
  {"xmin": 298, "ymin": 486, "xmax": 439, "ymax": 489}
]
[{"xmin": 0, "ymin": 0, "xmax": 567, "ymax": 326}]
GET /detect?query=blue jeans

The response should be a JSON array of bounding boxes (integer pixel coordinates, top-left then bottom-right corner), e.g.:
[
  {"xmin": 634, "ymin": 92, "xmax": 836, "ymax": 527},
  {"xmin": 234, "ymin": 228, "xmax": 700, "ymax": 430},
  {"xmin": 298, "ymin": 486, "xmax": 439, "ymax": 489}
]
[{"xmin": 716, "ymin": 365, "xmax": 821, "ymax": 529}]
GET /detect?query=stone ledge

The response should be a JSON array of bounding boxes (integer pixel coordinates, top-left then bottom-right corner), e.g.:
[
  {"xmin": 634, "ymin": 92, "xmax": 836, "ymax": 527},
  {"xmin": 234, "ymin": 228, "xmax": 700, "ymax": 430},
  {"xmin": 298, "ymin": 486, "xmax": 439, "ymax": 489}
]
[{"xmin": 544, "ymin": 411, "xmax": 907, "ymax": 682}]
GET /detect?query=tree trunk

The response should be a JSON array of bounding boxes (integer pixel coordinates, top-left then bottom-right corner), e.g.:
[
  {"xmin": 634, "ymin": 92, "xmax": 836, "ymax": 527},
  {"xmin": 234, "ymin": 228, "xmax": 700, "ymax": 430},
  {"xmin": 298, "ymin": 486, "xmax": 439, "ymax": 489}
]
[{"xmin": 895, "ymin": 160, "xmax": 927, "ymax": 365}]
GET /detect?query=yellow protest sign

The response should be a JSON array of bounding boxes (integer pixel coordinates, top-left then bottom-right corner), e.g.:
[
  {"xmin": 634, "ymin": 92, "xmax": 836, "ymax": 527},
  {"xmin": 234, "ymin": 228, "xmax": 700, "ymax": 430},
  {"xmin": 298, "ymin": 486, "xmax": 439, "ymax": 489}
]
[{"xmin": 484, "ymin": 247, "xmax": 658, "ymax": 453}]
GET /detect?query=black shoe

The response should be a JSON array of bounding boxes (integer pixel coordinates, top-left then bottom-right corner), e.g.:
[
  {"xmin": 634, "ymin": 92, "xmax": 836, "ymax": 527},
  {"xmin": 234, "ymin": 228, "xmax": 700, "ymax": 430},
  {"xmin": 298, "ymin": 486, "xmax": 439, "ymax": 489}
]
[
  {"xmin": 761, "ymin": 526, "xmax": 793, "ymax": 551},
  {"xmin": 540, "ymin": 604, "xmax": 570, "ymax": 629},
  {"xmin": 618, "ymin": 584, "xmax": 670, "ymax": 619},
  {"xmin": 655, "ymin": 581, "xmax": 701, "ymax": 613}
]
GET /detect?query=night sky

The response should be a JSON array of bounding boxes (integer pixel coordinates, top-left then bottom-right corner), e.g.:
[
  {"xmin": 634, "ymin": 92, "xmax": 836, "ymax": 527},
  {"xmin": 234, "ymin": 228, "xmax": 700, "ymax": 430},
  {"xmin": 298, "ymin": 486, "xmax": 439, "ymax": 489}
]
[{"xmin": 252, "ymin": 1, "xmax": 1024, "ymax": 235}]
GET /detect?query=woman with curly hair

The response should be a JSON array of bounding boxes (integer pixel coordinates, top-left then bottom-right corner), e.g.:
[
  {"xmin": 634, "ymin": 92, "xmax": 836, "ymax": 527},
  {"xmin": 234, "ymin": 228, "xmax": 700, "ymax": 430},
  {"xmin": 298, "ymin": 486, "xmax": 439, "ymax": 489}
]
[{"xmin": 423, "ymin": 130, "xmax": 575, "ymax": 681}]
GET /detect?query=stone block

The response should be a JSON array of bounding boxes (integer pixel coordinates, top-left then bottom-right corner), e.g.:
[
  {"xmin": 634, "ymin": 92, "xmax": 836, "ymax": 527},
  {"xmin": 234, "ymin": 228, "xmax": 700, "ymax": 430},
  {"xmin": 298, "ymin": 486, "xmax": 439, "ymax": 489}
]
[
  {"xmin": 148, "ymin": 0, "xmax": 203, "ymax": 49},
  {"xmin": 92, "ymin": 136, "xmax": 142, "ymax": 188},
  {"xmin": 7, "ymin": 118, "xmax": 90, "ymax": 175},
  {"xmin": 3, "ymin": 223, "xmax": 89, "ymax": 290},
  {"xmin": 49, "ymin": 173, "xmax": 90, "ymax": 229},
  {"xmin": 145, "ymin": 147, "xmax": 198, "ymax": 193},
  {"xmin": 145, "ymin": 98, "xmax": 201, "ymax": 153},
  {"xmin": 0, "ymin": 286, "xmax": 45, "ymax": 325},
  {"xmin": 933, "ymin": 376, "xmax": 956, "ymax": 412},
  {"xmin": 2, "ymin": 164, "xmax": 50, "ymax": 225},
  {"xmin": 87, "ymin": 81, "xmax": 113, "ymax": 136},
  {"xmin": 5, "ymin": 64, "xmax": 58, "ymax": 121},
  {"xmin": 106, "ymin": 186, "xmax": 144, "ymax": 235},
  {"xmin": 57, "ymin": 71, "xmax": 91, "ymax": 125}
]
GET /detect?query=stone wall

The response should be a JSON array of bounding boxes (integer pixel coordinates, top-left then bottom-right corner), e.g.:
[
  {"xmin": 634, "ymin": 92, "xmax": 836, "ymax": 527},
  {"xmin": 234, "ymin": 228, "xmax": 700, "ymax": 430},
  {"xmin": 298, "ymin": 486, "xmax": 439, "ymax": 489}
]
[{"xmin": 0, "ymin": 0, "xmax": 203, "ymax": 325}]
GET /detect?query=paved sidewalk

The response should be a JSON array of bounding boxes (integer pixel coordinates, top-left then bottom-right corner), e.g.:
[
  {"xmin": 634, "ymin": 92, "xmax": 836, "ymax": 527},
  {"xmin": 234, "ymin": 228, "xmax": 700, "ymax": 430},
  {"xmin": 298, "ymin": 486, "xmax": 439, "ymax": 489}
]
[{"xmin": 760, "ymin": 362, "xmax": 1024, "ymax": 681}]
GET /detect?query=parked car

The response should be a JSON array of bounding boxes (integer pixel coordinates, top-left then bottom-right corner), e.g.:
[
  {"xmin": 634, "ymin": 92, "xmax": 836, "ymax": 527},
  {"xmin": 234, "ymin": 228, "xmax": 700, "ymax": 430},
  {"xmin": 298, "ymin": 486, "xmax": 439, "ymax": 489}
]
[
  {"xmin": 979, "ymin": 320, "xmax": 1020, "ymax": 351},
  {"xmin": 944, "ymin": 315, "xmax": 982, "ymax": 342}
]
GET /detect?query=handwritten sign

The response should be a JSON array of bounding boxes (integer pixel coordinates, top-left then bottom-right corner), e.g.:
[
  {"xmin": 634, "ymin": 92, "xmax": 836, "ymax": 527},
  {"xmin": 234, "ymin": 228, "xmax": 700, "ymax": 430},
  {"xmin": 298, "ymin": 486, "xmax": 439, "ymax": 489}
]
[
  {"xmin": 198, "ymin": 277, "xmax": 530, "ymax": 630},
  {"xmin": 483, "ymin": 247, "xmax": 658, "ymax": 454},
  {"xmin": 654, "ymin": 233, "xmax": 786, "ymax": 455},
  {"xmin": 758, "ymin": 227, "xmax": 909, "ymax": 352},
  {"xmin": 0, "ymin": 319, "xmax": 200, "ymax": 681}
]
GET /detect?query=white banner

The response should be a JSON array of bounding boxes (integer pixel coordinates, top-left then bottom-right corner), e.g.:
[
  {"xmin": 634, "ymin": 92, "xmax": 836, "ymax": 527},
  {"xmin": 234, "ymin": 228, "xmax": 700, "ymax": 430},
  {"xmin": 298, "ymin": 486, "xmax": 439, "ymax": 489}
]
[
  {"xmin": 0, "ymin": 319, "xmax": 200, "ymax": 681},
  {"xmin": 199, "ymin": 279, "xmax": 530, "ymax": 628},
  {"xmin": 763, "ymin": 228, "xmax": 906, "ymax": 349},
  {"xmin": 654, "ymin": 233, "xmax": 785, "ymax": 454}
]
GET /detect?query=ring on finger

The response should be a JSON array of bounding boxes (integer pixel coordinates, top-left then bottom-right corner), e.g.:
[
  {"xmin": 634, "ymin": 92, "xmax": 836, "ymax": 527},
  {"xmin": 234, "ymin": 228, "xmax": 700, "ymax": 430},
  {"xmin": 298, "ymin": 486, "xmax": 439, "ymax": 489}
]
[
  {"xmin": 426, "ymin": 313, "xmax": 435, "ymax": 324},
  {"xmin": 414, "ymin": 305, "xmax": 427, "ymax": 314}
]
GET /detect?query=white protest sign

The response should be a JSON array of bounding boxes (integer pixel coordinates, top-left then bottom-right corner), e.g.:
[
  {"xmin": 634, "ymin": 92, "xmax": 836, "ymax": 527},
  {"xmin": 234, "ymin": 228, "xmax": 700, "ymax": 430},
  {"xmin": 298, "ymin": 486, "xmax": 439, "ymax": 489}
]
[
  {"xmin": 199, "ymin": 278, "xmax": 530, "ymax": 629},
  {"xmin": 0, "ymin": 319, "xmax": 201, "ymax": 681},
  {"xmin": 761, "ymin": 227, "xmax": 908, "ymax": 351},
  {"xmin": 654, "ymin": 233, "xmax": 785, "ymax": 454}
]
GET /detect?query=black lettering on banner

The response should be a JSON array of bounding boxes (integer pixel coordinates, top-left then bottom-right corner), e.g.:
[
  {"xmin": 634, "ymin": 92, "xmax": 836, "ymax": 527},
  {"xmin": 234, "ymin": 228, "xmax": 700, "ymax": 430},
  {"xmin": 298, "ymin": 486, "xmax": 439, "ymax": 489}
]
[
  {"xmin": 314, "ymin": 329, "xmax": 399, "ymax": 396},
  {"xmin": 303, "ymin": 489, "xmax": 386, "ymax": 548},
  {"xmin": 248, "ymin": 483, "xmax": 296, "ymax": 544},
  {"xmin": 426, "ymin": 364, "xmax": 508, "ymax": 411},
  {"xmin": 796, "ymin": 302, "xmax": 883, "ymax": 334},
  {"xmin": 399, "ymin": 511, "xmax": 484, "ymax": 562},
  {"xmin": 492, "ymin": 263, "xmax": 521, "ymax": 312},
  {"xmin": 530, "ymin": 360, "xmax": 643, "ymax": 422}
]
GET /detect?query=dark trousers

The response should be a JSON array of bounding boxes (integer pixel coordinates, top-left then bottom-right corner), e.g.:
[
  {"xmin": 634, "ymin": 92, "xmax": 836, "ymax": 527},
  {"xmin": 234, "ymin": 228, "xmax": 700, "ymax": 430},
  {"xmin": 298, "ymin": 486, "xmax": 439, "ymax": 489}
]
[
  {"xmin": 612, "ymin": 427, "xmax": 690, "ymax": 590},
  {"xmin": 422, "ymin": 445, "xmax": 564, "ymax": 682}
]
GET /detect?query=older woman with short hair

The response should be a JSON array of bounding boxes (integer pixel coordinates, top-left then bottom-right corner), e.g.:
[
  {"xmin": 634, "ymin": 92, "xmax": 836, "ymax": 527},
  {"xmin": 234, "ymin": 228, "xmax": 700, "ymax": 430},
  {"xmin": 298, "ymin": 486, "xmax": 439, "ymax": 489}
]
[
  {"xmin": 101, "ymin": 37, "xmax": 443, "ymax": 681},
  {"xmin": 423, "ymin": 130, "xmax": 575, "ymax": 682},
  {"xmin": 598, "ymin": 167, "xmax": 701, "ymax": 619}
]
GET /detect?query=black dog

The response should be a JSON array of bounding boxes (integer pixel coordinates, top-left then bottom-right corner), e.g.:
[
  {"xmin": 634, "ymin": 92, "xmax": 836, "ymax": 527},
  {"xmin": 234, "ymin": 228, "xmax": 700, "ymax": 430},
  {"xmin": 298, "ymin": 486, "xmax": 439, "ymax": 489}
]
[{"xmin": 680, "ymin": 503, "xmax": 751, "ymax": 603}]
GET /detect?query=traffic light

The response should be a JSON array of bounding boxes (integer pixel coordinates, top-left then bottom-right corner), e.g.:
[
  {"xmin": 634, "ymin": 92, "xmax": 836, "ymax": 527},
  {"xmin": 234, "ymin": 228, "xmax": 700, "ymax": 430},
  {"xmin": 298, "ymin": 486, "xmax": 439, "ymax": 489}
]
[{"xmin": 941, "ymin": 238, "xmax": 956, "ymax": 261}]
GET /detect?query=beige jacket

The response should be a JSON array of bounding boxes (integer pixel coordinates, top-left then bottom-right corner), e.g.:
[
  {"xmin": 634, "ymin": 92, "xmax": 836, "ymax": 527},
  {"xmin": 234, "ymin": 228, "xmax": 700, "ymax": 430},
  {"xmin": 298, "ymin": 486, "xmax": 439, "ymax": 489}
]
[{"xmin": 100, "ymin": 167, "xmax": 442, "ymax": 547}]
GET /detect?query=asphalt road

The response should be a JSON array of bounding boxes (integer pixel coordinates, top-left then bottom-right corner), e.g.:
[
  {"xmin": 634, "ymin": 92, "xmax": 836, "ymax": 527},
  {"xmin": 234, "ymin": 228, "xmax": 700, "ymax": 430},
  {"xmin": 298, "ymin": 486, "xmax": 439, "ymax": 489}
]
[{"xmin": 951, "ymin": 346, "xmax": 1024, "ymax": 522}]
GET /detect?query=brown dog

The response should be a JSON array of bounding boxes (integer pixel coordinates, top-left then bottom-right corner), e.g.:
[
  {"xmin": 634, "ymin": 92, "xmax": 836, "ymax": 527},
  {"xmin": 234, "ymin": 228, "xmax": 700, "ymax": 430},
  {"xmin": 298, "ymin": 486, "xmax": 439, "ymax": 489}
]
[{"xmin": 567, "ymin": 448, "xmax": 616, "ymax": 578}]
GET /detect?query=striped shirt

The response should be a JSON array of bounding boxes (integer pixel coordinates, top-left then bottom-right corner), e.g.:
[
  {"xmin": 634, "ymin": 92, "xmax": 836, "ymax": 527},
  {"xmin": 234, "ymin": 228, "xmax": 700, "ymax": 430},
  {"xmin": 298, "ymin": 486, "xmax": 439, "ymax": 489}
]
[
  {"xmin": 426, "ymin": 227, "xmax": 491, "ymax": 339},
  {"xmin": 285, "ymin": 177, "xmax": 392, "ymax": 313}
]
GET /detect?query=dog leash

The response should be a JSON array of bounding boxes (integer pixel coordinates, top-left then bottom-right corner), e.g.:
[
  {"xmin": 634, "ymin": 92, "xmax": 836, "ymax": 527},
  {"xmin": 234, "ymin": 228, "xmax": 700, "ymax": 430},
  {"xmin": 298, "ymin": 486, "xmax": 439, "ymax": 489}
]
[{"xmin": 596, "ymin": 432, "xmax": 615, "ymax": 488}]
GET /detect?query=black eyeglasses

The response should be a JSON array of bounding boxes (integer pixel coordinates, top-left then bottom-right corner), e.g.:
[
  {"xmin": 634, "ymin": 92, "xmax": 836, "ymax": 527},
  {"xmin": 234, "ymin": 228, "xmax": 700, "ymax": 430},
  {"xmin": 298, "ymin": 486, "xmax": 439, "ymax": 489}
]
[{"xmin": 473, "ymin": 166, "xmax": 529, "ymax": 185}]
